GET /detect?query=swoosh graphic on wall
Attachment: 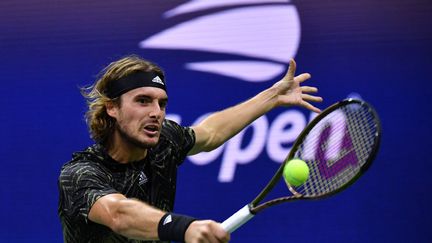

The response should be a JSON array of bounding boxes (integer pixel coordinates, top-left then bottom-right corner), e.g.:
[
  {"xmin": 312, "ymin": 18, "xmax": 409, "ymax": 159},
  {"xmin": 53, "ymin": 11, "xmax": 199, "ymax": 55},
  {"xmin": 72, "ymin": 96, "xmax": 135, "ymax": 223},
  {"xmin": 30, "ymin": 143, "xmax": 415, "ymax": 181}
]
[
  {"xmin": 140, "ymin": 4, "xmax": 300, "ymax": 82},
  {"xmin": 164, "ymin": 0, "xmax": 291, "ymax": 18},
  {"xmin": 186, "ymin": 60, "xmax": 286, "ymax": 82}
]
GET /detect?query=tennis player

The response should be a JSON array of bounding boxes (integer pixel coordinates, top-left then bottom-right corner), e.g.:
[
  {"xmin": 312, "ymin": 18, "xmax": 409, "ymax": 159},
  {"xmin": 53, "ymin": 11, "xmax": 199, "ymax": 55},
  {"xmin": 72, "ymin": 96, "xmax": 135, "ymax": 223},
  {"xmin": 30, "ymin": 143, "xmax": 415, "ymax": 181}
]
[{"xmin": 58, "ymin": 55, "xmax": 322, "ymax": 243}]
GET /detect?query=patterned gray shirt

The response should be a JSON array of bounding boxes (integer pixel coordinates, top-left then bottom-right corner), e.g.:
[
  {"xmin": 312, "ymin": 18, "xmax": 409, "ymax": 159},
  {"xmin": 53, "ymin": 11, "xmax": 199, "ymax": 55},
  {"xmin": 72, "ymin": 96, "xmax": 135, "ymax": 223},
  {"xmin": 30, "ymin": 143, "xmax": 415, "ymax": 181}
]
[{"xmin": 58, "ymin": 119, "xmax": 195, "ymax": 243}]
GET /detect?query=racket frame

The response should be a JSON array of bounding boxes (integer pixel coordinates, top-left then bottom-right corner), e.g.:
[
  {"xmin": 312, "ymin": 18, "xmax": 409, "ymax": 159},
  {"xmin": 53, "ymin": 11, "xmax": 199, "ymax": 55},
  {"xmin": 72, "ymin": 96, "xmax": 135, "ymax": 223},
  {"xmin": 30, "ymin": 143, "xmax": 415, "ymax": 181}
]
[
  {"xmin": 222, "ymin": 99, "xmax": 381, "ymax": 232},
  {"xmin": 251, "ymin": 98, "xmax": 381, "ymax": 213}
]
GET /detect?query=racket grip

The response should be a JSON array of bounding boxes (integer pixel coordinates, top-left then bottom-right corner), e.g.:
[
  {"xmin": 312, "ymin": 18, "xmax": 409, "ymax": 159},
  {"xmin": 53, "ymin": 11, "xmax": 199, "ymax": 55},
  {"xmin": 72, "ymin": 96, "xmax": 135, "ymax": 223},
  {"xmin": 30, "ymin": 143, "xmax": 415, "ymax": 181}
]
[{"xmin": 221, "ymin": 205, "xmax": 255, "ymax": 233}]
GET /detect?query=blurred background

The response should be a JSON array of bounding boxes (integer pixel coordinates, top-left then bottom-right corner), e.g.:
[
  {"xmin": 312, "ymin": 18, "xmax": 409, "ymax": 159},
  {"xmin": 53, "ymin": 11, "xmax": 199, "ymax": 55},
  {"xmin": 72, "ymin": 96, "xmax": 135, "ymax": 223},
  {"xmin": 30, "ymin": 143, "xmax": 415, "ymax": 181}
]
[{"xmin": 0, "ymin": 0, "xmax": 431, "ymax": 242}]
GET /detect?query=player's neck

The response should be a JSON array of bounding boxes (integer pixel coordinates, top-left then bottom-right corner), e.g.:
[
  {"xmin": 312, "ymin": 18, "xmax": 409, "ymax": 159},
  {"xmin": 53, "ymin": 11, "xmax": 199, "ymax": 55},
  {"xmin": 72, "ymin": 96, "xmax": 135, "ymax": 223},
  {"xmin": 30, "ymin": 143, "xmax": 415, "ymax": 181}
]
[{"xmin": 105, "ymin": 132, "xmax": 148, "ymax": 164}]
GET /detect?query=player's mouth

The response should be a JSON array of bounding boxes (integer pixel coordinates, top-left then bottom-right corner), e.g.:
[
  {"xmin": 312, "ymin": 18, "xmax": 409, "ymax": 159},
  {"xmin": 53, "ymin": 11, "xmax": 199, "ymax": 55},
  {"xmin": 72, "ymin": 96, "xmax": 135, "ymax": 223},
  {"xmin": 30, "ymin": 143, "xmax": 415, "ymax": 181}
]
[{"xmin": 143, "ymin": 124, "xmax": 160, "ymax": 136}]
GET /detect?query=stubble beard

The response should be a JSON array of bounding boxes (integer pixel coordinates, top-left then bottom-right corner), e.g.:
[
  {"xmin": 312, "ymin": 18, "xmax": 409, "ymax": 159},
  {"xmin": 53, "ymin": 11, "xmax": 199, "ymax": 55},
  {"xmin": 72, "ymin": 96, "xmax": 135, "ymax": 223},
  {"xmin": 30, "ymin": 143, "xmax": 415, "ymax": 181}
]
[{"xmin": 116, "ymin": 124, "xmax": 158, "ymax": 150}]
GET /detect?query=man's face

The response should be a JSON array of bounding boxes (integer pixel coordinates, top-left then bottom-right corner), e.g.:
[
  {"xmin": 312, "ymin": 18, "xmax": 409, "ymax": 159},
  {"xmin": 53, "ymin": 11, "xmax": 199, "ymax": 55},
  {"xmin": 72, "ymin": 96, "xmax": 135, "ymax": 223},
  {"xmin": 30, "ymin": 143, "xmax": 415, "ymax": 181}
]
[{"xmin": 108, "ymin": 87, "xmax": 168, "ymax": 149}]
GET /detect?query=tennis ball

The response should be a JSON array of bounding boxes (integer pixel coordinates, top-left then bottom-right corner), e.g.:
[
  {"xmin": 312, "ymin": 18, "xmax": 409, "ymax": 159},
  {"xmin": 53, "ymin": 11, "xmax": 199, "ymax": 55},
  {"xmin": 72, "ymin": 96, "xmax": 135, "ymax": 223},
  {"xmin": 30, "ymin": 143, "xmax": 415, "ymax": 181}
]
[{"xmin": 283, "ymin": 159, "xmax": 310, "ymax": 186}]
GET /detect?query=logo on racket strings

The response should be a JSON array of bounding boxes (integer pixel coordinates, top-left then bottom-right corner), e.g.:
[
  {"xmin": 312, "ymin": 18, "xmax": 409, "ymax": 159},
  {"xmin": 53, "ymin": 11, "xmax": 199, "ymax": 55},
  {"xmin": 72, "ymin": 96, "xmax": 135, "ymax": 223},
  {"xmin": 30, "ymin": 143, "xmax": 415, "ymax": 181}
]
[
  {"xmin": 302, "ymin": 110, "xmax": 360, "ymax": 180},
  {"xmin": 315, "ymin": 124, "xmax": 359, "ymax": 179}
]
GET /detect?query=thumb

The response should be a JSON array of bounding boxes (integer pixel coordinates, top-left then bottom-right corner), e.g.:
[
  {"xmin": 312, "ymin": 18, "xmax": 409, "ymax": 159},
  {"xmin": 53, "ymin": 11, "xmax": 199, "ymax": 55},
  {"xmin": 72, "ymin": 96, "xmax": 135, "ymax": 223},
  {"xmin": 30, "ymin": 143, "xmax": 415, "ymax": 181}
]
[{"xmin": 284, "ymin": 59, "xmax": 296, "ymax": 81}]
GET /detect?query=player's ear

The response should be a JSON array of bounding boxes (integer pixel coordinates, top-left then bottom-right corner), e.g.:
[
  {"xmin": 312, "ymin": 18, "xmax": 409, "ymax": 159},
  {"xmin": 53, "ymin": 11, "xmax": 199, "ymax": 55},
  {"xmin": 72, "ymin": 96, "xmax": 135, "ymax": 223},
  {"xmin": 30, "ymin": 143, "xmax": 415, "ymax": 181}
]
[{"xmin": 106, "ymin": 100, "xmax": 118, "ymax": 119}]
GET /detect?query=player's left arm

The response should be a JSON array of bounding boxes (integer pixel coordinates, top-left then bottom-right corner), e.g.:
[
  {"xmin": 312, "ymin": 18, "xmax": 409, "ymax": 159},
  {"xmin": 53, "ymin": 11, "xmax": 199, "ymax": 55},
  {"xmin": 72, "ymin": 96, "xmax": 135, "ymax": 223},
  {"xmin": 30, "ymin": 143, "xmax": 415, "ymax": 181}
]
[{"xmin": 189, "ymin": 59, "xmax": 323, "ymax": 155}]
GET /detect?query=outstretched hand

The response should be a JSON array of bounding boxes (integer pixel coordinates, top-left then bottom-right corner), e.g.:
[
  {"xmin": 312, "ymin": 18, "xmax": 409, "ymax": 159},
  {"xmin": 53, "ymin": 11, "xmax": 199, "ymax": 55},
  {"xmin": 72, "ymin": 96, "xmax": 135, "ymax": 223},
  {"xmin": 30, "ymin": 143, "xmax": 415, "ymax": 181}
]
[{"xmin": 272, "ymin": 59, "xmax": 323, "ymax": 113}]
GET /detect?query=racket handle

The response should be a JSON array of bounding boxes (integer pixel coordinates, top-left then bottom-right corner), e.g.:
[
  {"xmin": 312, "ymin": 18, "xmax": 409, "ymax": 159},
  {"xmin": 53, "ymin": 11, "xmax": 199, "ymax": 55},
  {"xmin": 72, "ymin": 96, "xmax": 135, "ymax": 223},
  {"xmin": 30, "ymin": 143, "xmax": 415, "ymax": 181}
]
[{"xmin": 221, "ymin": 205, "xmax": 255, "ymax": 233}]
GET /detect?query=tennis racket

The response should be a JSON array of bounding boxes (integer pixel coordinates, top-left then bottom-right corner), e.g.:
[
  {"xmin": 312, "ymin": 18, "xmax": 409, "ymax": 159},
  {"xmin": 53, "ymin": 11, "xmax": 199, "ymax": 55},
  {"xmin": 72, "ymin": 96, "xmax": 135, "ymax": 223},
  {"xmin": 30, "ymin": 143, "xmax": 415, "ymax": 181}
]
[{"xmin": 221, "ymin": 98, "xmax": 381, "ymax": 233}]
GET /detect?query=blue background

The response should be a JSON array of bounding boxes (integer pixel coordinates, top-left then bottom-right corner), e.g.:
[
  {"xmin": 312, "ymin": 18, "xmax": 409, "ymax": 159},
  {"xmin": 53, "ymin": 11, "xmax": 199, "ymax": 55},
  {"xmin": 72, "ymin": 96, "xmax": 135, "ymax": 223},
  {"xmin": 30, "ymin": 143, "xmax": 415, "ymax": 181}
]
[{"xmin": 1, "ymin": 0, "xmax": 431, "ymax": 242}]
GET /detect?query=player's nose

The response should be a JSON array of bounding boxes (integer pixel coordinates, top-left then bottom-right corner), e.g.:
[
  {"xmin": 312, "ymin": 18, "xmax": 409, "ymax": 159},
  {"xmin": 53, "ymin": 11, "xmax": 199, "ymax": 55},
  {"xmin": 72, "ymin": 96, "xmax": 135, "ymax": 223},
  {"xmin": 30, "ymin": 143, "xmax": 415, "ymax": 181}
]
[{"xmin": 149, "ymin": 102, "xmax": 164, "ymax": 119}]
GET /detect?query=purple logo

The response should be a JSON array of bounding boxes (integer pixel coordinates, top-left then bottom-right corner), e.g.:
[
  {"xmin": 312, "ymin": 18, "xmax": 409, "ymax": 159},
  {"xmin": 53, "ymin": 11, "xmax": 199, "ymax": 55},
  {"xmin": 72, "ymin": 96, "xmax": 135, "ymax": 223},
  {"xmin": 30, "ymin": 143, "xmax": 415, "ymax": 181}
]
[{"xmin": 315, "ymin": 124, "xmax": 359, "ymax": 180}]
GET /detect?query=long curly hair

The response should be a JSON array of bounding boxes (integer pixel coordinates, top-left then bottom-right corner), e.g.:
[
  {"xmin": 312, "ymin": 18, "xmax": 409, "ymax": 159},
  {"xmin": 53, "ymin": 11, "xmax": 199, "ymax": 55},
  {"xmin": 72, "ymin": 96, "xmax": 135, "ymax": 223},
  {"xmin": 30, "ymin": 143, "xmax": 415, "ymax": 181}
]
[{"xmin": 81, "ymin": 55, "xmax": 164, "ymax": 143}]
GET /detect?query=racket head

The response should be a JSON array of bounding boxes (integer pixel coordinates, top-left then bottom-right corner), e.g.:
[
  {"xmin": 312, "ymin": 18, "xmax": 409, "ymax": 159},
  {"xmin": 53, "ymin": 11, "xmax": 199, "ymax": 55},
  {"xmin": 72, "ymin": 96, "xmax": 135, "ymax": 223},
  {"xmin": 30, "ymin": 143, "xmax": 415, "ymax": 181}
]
[
  {"xmin": 251, "ymin": 99, "xmax": 381, "ymax": 212},
  {"xmin": 286, "ymin": 98, "xmax": 381, "ymax": 198}
]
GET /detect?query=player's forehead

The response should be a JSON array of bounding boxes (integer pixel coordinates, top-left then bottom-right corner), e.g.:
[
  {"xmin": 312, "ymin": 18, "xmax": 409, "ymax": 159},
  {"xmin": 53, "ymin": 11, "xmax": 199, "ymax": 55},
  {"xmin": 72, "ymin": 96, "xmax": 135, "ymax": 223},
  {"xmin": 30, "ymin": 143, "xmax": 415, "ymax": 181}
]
[{"xmin": 122, "ymin": 86, "xmax": 168, "ymax": 100}]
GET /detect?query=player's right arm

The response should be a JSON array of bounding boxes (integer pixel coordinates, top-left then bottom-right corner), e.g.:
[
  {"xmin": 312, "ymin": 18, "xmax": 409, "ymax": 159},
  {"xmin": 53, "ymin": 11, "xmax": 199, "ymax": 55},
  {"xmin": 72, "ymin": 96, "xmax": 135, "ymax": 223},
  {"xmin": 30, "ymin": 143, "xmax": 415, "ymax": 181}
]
[
  {"xmin": 59, "ymin": 161, "xmax": 229, "ymax": 242},
  {"xmin": 88, "ymin": 193, "xmax": 163, "ymax": 240},
  {"xmin": 88, "ymin": 194, "xmax": 230, "ymax": 243}
]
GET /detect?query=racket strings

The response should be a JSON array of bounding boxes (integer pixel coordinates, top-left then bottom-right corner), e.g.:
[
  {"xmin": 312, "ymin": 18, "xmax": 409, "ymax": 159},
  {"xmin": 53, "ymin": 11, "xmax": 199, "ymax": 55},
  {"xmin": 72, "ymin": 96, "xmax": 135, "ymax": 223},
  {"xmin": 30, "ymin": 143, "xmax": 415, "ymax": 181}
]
[{"xmin": 292, "ymin": 103, "xmax": 379, "ymax": 196}]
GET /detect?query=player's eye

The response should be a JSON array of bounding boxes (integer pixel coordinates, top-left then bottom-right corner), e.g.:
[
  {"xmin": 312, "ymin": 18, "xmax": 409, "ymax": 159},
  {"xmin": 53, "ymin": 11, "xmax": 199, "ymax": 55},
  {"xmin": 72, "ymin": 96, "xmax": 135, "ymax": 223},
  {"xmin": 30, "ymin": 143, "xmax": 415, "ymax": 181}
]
[
  {"xmin": 159, "ymin": 100, "xmax": 168, "ymax": 110},
  {"xmin": 136, "ymin": 97, "xmax": 151, "ymax": 104}
]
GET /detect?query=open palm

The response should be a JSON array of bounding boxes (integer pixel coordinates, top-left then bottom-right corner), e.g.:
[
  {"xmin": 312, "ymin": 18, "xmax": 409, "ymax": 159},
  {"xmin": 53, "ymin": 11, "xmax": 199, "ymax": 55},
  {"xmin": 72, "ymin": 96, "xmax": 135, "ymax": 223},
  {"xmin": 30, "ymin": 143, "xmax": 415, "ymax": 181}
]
[{"xmin": 273, "ymin": 59, "xmax": 323, "ymax": 113}]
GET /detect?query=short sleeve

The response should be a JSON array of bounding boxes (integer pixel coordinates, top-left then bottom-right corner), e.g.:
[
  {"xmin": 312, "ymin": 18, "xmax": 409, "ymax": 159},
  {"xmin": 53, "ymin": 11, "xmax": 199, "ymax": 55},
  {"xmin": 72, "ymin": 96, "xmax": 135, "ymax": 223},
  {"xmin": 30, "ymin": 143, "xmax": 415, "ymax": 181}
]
[
  {"xmin": 58, "ymin": 161, "xmax": 119, "ymax": 221},
  {"xmin": 161, "ymin": 119, "xmax": 196, "ymax": 163}
]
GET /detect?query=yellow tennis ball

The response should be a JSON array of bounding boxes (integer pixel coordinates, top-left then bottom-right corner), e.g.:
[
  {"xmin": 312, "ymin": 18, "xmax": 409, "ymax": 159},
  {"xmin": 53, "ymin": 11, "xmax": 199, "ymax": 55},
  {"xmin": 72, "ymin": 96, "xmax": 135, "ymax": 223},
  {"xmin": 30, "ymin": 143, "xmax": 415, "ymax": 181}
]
[{"xmin": 283, "ymin": 159, "xmax": 310, "ymax": 186}]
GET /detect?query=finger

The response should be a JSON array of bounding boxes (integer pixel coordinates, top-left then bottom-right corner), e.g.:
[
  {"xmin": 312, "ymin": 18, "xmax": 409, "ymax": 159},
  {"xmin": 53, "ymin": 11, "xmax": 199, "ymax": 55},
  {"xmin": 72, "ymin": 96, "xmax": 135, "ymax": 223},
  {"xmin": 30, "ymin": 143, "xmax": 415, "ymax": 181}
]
[
  {"xmin": 300, "ymin": 86, "xmax": 318, "ymax": 93},
  {"xmin": 217, "ymin": 233, "xmax": 230, "ymax": 243},
  {"xmin": 214, "ymin": 223, "xmax": 230, "ymax": 243},
  {"xmin": 301, "ymin": 93, "xmax": 323, "ymax": 102},
  {"xmin": 208, "ymin": 233, "xmax": 220, "ymax": 243},
  {"xmin": 220, "ymin": 232, "xmax": 230, "ymax": 243},
  {"xmin": 204, "ymin": 233, "xmax": 219, "ymax": 243},
  {"xmin": 285, "ymin": 59, "xmax": 297, "ymax": 80},
  {"xmin": 199, "ymin": 223, "xmax": 220, "ymax": 243},
  {"xmin": 301, "ymin": 101, "xmax": 322, "ymax": 113},
  {"xmin": 294, "ymin": 73, "xmax": 311, "ymax": 83}
]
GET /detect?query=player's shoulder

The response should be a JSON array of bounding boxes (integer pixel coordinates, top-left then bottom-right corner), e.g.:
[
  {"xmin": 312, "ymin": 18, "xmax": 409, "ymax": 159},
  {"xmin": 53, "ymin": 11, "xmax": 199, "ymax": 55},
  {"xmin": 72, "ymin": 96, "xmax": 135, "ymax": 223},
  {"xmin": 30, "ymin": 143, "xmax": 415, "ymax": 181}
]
[
  {"xmin": 161, "ymin": 119, "xmax": 194, "ymax": 142},
  {"xmin": 162, "ymin": 119, "xmax": 184, "ymax": 133},
  {"xmin": 60, "ymin": 159, "xmax": 100, "ymax": 176},
  {"xmin": 59, "ymin": 145, "xmax": 107, "ymax": 179}
]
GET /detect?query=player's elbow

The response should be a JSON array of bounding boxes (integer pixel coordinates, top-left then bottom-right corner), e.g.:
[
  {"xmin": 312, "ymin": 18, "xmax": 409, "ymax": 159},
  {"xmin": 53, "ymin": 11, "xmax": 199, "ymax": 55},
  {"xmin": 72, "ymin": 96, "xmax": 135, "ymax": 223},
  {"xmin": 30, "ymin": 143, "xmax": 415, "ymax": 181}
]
[
  {"xmin": 101, "ymin": 204, "xmax": 127, "ymax": 235},
  {"xmin": 110, "ymin": 216, "xmax": 130, "ymax": 236},
  {"xmin": 109, "ymin": 216, "xmax": 126, "ymax": 234},
  {"xmin": 108, "ymin": 200, "xmax": 138, "ymax": 235},
  {"xmin": 89, "ymin": 195, "xmax": 135, "ymax": 236}
]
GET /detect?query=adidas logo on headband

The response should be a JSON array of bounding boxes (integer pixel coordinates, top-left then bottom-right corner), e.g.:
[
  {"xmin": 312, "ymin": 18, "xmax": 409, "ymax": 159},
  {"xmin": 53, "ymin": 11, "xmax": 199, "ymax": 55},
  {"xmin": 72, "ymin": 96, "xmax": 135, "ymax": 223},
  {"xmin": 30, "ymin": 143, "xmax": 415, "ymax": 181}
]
[
  {"xmin": 152, "ymin": 76, "xmax": 164, "ymax": 85},
  {"xmin": 105, "ymin": 71, "xmax": 167, "ymax": 98}
]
